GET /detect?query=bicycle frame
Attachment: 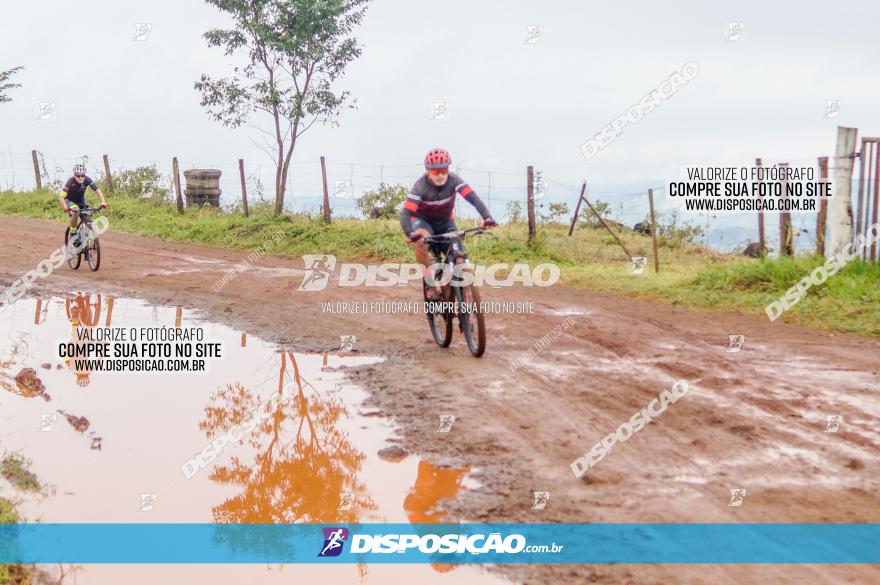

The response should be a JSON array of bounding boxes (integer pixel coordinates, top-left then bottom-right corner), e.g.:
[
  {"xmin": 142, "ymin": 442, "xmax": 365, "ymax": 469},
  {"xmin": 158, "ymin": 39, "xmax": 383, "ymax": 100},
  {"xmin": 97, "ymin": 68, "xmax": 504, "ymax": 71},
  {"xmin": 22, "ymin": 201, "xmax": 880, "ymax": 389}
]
[{"xmin": 423, "ymin": 227, "xmax": 485, "ymax": 267}]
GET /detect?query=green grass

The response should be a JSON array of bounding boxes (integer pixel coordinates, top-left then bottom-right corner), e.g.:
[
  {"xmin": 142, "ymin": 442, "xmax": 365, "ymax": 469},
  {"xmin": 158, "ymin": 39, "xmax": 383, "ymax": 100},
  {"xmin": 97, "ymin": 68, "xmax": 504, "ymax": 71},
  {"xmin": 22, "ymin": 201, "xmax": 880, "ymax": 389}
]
[
  {"xmin": 1, "ymin": 494, "xmax": 34, "ymax": 584},
  {"xmin": 0, "ymin": 453, "xmax": 41, "ymax": 493},
  {"xmin": 1, "ymin": 189, "xmax": 877, "ymax": 336},
  {"xmin": 0, "ymin": 498, "xmax": 19, "ymax": 524}
]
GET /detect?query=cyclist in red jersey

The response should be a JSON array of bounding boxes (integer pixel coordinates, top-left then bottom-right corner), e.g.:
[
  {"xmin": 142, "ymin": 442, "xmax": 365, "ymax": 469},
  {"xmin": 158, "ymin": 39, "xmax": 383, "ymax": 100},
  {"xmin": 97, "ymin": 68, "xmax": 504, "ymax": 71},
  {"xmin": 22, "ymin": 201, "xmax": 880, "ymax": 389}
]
[{"xmin": 401, "ymin": 148, "xmax": 497, "ymax": 300}]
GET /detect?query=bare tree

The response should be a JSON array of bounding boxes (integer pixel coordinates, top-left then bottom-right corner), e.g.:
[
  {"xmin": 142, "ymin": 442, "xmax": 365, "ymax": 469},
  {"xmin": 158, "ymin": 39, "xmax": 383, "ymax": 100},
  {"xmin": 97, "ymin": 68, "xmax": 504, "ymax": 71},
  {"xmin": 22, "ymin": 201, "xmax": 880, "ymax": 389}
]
[{"xmin": 196, "ymin": 0, "xmax": 369, "ymax": 214}]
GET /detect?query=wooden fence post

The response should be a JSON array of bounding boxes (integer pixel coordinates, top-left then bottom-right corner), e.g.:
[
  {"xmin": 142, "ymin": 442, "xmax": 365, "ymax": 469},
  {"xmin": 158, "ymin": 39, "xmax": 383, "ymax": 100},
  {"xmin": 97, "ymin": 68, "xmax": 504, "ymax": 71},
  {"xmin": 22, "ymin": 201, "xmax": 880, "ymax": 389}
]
[
  {"xmin": 239, "ymin": 159, "xmax": 249, "ymax": 217},
  {"xmin": 648, "ymin": 188, "xmax": 660, "ymax": 273},
  {"xmin": 584, "ymin": 193, "xmax": 633, "ymax": 261},
  {"xmin": 817, "ymin": 156, "xmax": 829, "ymax": 256},
  {"xmin": 31, "ymin": 150, "xmax": 42, "ymax": 190},
  {"xmin": 755, "ymin": 157, "xmax": 765, "ymax": 256},
  {"xmin": 320, "ymin": 155, "xmax": 331, "ymax": 225},
  {"xmin": 828, "ymin": 126, "xmax": 858, "ymax": 257},
  {"xmin": 871, "ymin": 142, "xmax": 880, "ymax": 261},
  {"xmin": 568, "ymin": 182, "xmax": 586, "ymax": 236},
  {"xmin": 102, "ymin": 154, "xmax": 113, "ymax": 193},
  {"xmin": 526, "ymin": 165, "xmax": 536, "ymax": 243},
  {"xmin": 173, "ymin": 157, "xmax": 184, "ymax": 214},
  {"xmin": 778, "ymin": 162, "xmax": 793, "ymax": 256}
]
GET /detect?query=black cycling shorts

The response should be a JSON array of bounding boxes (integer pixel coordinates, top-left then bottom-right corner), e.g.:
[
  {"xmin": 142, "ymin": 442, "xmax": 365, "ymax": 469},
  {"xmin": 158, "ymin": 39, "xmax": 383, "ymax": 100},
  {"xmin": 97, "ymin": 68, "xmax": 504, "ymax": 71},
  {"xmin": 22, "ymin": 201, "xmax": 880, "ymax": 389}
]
[
  {"xmin": 411, "ymin": 217, "xmax": 460, "ymax": 257},
  {"xmin": 64, "ymin": 197, "xmax": 87, "ymax": 209}
]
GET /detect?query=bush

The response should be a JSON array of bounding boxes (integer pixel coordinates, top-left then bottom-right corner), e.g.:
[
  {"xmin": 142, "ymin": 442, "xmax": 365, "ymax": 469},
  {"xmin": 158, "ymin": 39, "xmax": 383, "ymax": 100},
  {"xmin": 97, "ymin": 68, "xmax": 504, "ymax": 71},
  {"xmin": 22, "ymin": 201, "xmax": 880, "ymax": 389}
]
[
  {"xmin": 506, "ymin": 200, "xmax": 523, "ymax": 224},
  {"xmin": 538, "ymin": 201, "xmax": 570, "ymax": 224},
  {"xmin": 576, "ymin": 199, "xmax": 611, "ymax": 228},
  {"xmin": 655, "ymin": 209, "xmax": 704, "ymax": 248},
  {"xmin": 356, "ymin": 183, "xmax": 406, "ymax": 219},
  {"xmin": 107, "ymin": 165, "xmax": 171, "ymax": 201}
]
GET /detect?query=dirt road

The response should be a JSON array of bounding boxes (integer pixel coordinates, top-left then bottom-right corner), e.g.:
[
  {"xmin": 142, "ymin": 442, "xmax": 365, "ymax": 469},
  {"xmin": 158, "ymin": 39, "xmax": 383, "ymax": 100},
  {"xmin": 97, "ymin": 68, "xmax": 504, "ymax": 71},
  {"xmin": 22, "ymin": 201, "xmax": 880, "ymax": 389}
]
[{"xmin": 1, "ymin": 216, "xmax": 878, "ymax": 584}]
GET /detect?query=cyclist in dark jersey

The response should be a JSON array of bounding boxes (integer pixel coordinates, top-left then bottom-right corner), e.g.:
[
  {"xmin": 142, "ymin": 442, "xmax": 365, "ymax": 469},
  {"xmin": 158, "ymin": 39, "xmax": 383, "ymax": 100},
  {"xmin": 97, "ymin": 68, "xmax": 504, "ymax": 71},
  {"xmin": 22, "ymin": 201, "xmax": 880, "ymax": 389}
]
[
  {"xmin": 58, "ymin": 163, "xmax": 108, "ymax": 240},
  {"xmin": 401, "ymin": 148, "xmax": 497, "ymax": 300}
]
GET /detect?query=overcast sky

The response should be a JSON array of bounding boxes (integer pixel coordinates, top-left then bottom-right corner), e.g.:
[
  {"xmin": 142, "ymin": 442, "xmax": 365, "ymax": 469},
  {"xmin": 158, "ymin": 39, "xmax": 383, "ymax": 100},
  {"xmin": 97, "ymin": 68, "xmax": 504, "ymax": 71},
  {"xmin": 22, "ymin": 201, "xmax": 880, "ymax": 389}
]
[{"xmin": 2, "ymin": 0, "xmax": 879, "ymax": 239}]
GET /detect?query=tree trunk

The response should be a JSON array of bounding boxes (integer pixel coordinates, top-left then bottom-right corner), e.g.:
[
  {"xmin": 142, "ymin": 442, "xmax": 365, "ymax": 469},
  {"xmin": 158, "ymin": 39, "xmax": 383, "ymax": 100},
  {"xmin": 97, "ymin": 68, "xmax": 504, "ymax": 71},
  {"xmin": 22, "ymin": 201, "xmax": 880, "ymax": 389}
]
[
  {"xmin": 828, "ymin": 126, "xmax": 858, "ymax": 256},
  {"xmin": 278, "ymin": 135, "xmax": 296, "ymax": 216},
  {"xmin": 274, "ymin": 163, "xmax": 284, "ymax": 215}
]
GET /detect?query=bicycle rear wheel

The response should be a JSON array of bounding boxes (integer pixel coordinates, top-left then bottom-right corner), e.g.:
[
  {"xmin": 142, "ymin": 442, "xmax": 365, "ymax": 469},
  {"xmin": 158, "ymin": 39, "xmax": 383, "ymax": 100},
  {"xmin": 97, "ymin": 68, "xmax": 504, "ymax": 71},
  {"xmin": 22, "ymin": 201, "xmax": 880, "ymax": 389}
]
[
  {"xmin": 63, "ymin": 227, "xmax": 81, "ymax": 270},
  {"xmin": 455, "ymin": 282, "xmax": 486, "ymax": 357},
  {"xmin": 424, "ymin": 279, "xmax": 452, "ymax": 348}
]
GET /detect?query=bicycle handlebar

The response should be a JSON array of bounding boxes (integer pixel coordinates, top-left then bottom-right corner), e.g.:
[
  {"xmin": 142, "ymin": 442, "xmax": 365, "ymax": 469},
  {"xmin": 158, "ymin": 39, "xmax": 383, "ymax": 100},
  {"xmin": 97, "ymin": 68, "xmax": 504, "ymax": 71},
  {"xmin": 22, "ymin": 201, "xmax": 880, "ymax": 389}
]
[
  {"xmin": 68, "ymin": 206, "xmax": 104, "ymax": 214},
  {"xmin": 423, "ymin": 227, "xmax": 486, "ymax": 243}
]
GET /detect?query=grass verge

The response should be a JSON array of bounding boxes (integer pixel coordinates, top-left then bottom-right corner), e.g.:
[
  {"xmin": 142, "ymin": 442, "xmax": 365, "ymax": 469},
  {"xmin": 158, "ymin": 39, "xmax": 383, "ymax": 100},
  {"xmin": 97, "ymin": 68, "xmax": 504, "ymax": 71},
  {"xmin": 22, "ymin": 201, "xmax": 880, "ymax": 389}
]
[{"xmin": 1, "ymin": 189, "xmax": 877, "ymax": 336}]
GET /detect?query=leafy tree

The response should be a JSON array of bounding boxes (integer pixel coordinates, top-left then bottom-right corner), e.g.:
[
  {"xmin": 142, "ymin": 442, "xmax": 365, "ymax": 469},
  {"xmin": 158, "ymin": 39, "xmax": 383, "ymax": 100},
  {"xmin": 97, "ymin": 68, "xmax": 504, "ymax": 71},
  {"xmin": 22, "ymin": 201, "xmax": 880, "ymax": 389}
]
[
  {"xmin": 0, "ymin": 67, "xmax": 23, "ymax": 103},
  {"xmin": 577, "ymin": 198, "xmax": 611, "ymax": 228},
  {"xmin": 506, "ymin": 200, "xmax": 523, "ymax": 224},
  {"xmin": 655, "ymin": 209, "xmax": 704, "ymax": 248},
  {"xmin": 356, "ymin": 182, "xmax": 406, "ymax": 219},
  {"xmin": 538, "ymin": 201, "xmax": 569, "ymax": 224},
  {"xmin": 196, "ymin": 0, "xmax": 369, "ymax": 214}
]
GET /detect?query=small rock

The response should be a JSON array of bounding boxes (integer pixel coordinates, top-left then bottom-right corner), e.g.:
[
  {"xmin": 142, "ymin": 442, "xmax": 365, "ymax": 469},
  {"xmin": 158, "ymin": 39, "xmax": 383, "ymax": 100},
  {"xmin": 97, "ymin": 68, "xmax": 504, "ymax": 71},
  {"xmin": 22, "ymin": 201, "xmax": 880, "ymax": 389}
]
[
  {"xmin": 633, "ymin": 222, "xmax": 652, "ymax": 236},
  {"xmin": 40, "ymin": 363, "xmax": 52, "ymax": 370},
  {"xmin": 742, "ymin": 242, "xmax": 766, "ymax": 258},
  {"xmin": 377, "ymin": 446, "xmax": 407, "ymax": 461}
]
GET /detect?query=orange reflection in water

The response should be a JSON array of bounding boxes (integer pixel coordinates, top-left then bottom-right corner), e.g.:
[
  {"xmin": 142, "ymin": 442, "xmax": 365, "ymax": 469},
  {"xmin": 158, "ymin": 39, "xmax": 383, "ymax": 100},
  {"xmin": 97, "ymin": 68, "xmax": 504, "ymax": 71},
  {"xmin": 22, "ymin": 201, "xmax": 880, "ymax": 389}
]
[
  {"xmin": 199, "ymin": 351, "xmax": 376, "ymax": 524},
  {"xmin": 404, "ymin": 460, "xmax": 470, "ymax": 573},
  {"xmin": 62, "ymin": 293, "xmax": 110, "ymax": 388}
]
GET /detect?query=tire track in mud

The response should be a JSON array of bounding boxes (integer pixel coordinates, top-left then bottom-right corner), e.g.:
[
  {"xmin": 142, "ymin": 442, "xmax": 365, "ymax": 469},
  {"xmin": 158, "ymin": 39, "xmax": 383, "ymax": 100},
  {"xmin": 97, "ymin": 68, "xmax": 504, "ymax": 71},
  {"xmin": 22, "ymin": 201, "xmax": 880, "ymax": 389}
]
[{"xmin": 0, "ymin": 216, "xmax": 878, "ymax": 585}]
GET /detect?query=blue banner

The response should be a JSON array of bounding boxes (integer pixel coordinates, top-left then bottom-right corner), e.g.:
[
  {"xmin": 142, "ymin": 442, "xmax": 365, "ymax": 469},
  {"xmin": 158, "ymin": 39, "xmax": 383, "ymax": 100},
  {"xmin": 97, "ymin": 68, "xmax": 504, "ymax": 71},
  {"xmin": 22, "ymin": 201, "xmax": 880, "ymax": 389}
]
[{"xmin": 0, "ymin": 523, "xmax": 876, "ymax": 564}]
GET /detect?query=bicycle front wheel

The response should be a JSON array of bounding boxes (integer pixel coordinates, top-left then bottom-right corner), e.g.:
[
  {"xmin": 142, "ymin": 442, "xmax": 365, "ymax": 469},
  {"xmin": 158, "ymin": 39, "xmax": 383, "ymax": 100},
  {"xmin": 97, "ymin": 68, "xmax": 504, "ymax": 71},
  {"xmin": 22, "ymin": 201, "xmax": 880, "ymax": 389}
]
[
  {"xmin": 63, "ymin": 227, "xmax": 81, "ymax": 270},
  {"xmin": 455, "ymin": 283, "xmax": 486, "ymax": 357},
  {"xmin": 424, "ymin": 280, "xmax": 452, "ymax": 348},
  {"xmin": 86, "ymin": 231, "xmax": 101, "ymax": 272}
]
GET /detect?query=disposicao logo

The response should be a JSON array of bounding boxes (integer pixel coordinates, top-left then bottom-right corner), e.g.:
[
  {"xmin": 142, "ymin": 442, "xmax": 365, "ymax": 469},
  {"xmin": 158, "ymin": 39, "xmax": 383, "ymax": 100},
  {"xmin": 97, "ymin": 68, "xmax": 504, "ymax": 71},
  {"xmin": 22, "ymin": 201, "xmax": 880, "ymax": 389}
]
[
  {"xmin": 318, "ymin": 527, "xmax": 349, "ymax": 557},
  {"xmin": 299, "ymin": 254, "xmax": 337, "ymax": 291}
]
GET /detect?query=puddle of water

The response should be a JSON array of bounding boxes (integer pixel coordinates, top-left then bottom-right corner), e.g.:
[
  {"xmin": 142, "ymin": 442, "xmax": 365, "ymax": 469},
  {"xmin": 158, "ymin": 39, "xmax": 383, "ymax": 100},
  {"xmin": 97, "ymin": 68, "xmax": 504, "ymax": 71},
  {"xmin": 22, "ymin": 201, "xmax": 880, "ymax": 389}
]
[
  {"xmin": 672, "ymin": 475, "xmax": 709, "ymax": 485},
  {"xmin": 154, "ymin": 253, "xmax": 230, "ymax": 265},
  {"xmin": 543, "ymin": 308, "xmax": 592, "ymax": 316},
  {"xmin": 0, "ymin": 295, "xmax": 508, "ymax": 585},
  {"xmin": 145, "ymin": 252, "xmax": 304, "ymax": 279}
]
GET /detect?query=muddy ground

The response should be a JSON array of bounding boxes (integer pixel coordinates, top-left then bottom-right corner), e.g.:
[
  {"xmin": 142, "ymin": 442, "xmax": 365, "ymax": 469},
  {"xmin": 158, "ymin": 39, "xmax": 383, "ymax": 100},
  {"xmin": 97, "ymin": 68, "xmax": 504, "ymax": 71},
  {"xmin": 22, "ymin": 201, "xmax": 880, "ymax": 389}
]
[{"xmin": 1, "ymin": 216, "xmax": 878, "ymax": 584}]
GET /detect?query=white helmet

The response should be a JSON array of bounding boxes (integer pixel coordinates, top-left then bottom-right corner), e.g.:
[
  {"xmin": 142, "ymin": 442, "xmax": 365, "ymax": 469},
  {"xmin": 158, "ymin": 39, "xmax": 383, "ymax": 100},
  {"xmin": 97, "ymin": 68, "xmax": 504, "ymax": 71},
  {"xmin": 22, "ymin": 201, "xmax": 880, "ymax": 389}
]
[{"xmin": 73, "ymin": 163, "xmax": 87, "ymax": 175}]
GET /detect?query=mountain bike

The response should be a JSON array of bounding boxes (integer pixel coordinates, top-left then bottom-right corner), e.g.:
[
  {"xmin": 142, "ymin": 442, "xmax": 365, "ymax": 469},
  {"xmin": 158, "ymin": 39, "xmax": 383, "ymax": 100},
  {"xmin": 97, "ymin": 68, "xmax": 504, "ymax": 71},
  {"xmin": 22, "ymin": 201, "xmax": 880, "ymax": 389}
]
[
  {"xmin": 419, "ymin": 227, "xmax": 487, "ymax": 358},
  {"xmin": 64, "ymin": 207, "xmax": 103, "ymax": 271}
]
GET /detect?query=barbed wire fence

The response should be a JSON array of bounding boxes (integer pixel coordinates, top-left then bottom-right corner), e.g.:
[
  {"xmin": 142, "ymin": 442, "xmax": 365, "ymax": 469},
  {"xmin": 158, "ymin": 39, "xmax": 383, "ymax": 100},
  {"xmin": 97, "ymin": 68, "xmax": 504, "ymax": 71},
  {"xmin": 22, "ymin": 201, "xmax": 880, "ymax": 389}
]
[{"xmin": 0, "ymin": 148, "xmax": 838, "ymax": 255}]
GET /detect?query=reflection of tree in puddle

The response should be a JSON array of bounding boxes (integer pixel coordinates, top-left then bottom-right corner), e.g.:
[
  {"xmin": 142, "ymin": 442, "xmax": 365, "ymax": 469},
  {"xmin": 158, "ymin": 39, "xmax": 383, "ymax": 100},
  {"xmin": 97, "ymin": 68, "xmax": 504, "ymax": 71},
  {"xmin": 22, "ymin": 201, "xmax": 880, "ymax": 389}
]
[
  {"xmin": 200, "ymin": 351, "xmax": 376, "ymax": 524},
  {"xmin": 404, "ymin": 460, "xmax": 470, "ymax": 574},
  {"xmin": 404, "ymin": 460, "xmax": 469, "ymax": 524}
]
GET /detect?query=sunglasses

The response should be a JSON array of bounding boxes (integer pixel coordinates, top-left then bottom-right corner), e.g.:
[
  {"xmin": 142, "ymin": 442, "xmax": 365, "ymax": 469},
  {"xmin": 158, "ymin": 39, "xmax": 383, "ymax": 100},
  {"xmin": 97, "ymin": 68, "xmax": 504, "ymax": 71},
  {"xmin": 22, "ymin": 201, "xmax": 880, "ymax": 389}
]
[
  {"xmin": 74, "ymin": 173, "xmax": 85, "ymax": 178},
  {"xmin": 427, "ymin": 169, "xmax": 448, "ymax": 176}
]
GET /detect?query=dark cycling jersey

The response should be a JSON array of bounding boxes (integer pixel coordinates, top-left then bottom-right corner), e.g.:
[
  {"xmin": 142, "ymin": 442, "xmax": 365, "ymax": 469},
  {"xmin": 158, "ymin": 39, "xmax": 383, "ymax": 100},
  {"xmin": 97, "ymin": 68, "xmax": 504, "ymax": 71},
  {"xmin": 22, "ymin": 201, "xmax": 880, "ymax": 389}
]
[
  {"xmin": 61, "ymin": 175, "xmax": 98, "ymax": 206},
  {"xmin": 400, "ymin": 172, "xmax": 492, "ymax": 234}
]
